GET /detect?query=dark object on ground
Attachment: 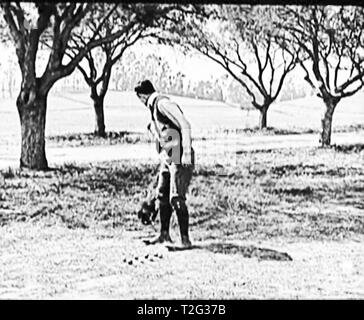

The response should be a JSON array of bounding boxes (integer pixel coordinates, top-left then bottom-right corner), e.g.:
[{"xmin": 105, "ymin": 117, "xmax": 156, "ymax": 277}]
[{"xmin": 137, "ymin": 197, "xmax": 158, "ymax": 225}]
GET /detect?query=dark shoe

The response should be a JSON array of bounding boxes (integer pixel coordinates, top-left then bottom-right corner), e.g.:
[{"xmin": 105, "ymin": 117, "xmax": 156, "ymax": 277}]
[
  {"xmin": 143, "ymin": 233, "xmax": 173, "ymax": 245},
  {"xmin": 181, "ymin": 235, "xmax": 192, "ymax": 249}
]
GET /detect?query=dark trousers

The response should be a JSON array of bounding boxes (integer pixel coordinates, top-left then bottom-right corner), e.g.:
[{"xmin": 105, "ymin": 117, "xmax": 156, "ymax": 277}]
[{"xmin": 155, "ymin": 150, "xmax": 194, "ymax": 238}]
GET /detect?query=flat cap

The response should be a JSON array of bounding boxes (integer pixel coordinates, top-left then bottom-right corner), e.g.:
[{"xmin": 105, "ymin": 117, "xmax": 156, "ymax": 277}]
[{"xmin": 134, "ymin": 80, "xmax": 155, "ymax": 95}]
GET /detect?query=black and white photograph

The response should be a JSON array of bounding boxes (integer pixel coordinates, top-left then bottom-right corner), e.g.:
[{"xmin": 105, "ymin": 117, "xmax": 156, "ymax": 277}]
[{"xmin": 0, "ymin": 1, "xmax": 363, "ymax": 303}]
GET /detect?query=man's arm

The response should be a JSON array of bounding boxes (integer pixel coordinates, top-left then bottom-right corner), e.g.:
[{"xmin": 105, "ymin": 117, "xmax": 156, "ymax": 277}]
[
  {"xmin": 147, "ymin": 121, "xmax": 160, "ymax": 140},
  {"xmin": 158, "ymin": 100, "xmax": 192, "ymax": 165}
]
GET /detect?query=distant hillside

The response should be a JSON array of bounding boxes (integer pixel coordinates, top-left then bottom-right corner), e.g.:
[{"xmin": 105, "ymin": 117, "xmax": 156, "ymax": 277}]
[{"xmin": 0, "ymin": 91, "xmax": 363, "ymax": 147}]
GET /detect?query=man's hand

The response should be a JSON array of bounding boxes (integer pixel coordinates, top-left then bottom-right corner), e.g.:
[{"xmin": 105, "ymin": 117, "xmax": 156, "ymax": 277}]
[
  {"xmin": 147, "ymin": 122, "xmax": 159, "ymax": 140},
  {"xmin": 181, "ymin": 149, "xmax": 192, "ymax": 166}
]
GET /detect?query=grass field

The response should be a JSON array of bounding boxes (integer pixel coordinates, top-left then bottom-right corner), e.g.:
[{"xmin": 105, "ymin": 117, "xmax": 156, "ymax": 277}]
[
  {"xmin": 1, "ymin": 90, "xmax": 364, "ymax": 148},
  {"xmin": 1, "ymin": 145, "xmax": 363, "ymax": 298},
  {"xmin": 1, "ymin": 90, "xmax": 364, "ymax": 299}
]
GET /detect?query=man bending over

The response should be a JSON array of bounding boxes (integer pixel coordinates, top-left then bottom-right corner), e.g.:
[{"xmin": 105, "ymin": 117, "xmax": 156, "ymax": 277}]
[{"xmin": 135, "ymin": 80, "xmax": 194, "ymax": 248}]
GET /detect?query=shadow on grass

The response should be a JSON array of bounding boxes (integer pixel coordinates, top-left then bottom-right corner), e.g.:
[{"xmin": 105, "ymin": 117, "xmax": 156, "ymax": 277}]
[
  {"xmin": 47, "ymin": 130, "xmax": 149, "ymax": 147},
  {"xmin": 167, "ymin": 242, "xmax": 292, "ymax": 261},
  {"xmin": 332, "ymin": 143, "xmax": 364, "ymax": 153},
  {"xmin": 221, "ymin": 126, "xmax": 316, "ymax": 136},
  {"xmin": 272, "ymin": 186, "xmax": 314, "ymax": 196},
  {"xmin": 269, "ymin": 163, "xmax": 360, "ymax": 178}
]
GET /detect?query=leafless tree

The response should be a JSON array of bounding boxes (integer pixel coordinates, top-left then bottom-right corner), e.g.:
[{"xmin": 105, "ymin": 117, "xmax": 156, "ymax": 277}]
[
  {"xmin": 279, "ymin": 5, "xmax": 364, "ymax": 146},
  {"xmin": 71, "ymin": 5, "xmax": 177, "ymax": 137},
  {"xmin": 0, "ymin": 3, "xmax": 160, "ymax": 169},
  {"xmin": 167, "ymin": 5, "xmax": 301, "ymax": 129}
]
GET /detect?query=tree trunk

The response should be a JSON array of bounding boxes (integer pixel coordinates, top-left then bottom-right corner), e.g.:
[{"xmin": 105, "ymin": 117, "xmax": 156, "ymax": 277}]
[
  {"xmin": 320, "ymin": 99, "xmax": 339, "ymax": 147},
  {"xmin": 17, "ymin": 91, "xmax": 48, "ymax": 170},
  {"xmin": 93, "ymin": 95, "xmax": 106, "ymax": 137},
  {"xmin": 259, "ymin": 106, "xmax": 268, "ymax": 129}
]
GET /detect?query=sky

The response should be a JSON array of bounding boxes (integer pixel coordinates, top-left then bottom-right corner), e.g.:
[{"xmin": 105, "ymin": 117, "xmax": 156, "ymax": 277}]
[
  {"xmin": 0, "ymin": 40, "xmax": 226, "ymax": 84},
  {"xmin": 127, "ymin": 42, "xmax": 226, "ymax": 82}
]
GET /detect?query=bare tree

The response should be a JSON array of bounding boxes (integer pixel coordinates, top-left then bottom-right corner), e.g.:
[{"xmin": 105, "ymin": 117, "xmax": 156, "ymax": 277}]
[
  {"xmin": 166, "ymin": 5, "xmax": 300, "ymax": 129},
  {"xmin": 72, "ymin": 5, "xmax": 175, "ymax": 137},
  {"xmin": 0, "ymin": 3, "xmax": 146, "ymax": 169},
  {"xmin": 279, "ymin": 6, "xmax": 364, "ymax": 146}
]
